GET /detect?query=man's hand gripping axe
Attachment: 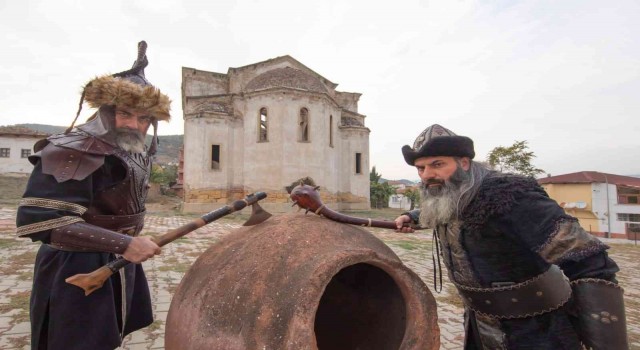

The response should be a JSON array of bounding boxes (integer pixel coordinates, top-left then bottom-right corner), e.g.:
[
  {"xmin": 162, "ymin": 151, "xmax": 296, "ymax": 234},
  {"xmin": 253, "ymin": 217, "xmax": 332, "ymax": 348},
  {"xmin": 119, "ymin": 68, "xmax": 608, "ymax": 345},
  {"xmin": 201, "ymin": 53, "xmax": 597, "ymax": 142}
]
[{"xmin": 65, "ymin": 192, "xmax": 271, "ymax": 296}]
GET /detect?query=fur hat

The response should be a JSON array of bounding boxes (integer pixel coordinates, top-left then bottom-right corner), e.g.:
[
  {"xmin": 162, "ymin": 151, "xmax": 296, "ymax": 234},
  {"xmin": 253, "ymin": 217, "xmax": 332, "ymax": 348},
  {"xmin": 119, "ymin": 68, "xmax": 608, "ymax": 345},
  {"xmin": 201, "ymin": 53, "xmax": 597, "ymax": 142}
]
[
  {"xmin": 401, "ymin": 124, "xmax": 475, "ymax": 165},
  {"xmin": 81, "ymin": 41, "xmax": 171, "ymax": 121}
]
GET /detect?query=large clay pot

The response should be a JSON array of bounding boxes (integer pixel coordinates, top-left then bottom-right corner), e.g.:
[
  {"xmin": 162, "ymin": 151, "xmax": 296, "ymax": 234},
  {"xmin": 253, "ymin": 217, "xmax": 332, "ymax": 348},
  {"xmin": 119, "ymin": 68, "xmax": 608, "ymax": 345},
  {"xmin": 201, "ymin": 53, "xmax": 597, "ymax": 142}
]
[{"xmin": 165, "ymin": 213, "xmax": 439, "ymax": 349}]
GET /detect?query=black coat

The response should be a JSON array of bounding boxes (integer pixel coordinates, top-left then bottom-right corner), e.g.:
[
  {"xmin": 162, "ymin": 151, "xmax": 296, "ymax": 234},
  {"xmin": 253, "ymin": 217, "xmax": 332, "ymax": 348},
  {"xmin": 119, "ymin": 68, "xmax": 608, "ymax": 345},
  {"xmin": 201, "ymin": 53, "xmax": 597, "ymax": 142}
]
[
  {"xmin": 17, "ymin": 156, "xmax": 153, "ymax": 350},
  {"xmin": 412, "ymin": 174, "xmax": 620, "ymax": 349}
]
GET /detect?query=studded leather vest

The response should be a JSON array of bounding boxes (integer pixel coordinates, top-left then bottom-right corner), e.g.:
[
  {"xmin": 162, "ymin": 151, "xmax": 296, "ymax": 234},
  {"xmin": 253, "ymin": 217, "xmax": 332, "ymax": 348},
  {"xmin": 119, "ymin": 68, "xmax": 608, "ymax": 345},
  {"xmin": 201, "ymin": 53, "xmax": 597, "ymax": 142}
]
[{"xmin": 86, "ymin": 149, "xmax": 151, "ymax": 216}]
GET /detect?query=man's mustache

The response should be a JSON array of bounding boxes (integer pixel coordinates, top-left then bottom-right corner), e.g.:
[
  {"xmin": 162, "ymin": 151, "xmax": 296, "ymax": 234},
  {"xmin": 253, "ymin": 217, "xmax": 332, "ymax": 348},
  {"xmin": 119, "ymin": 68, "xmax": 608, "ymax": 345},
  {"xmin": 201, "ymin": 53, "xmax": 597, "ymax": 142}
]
[
  {"xmin": 116, "ymin": 127, "xmax": 143, "ymax": 137},
  {"xmin": 423, "ymin": 179, "xmax": 445, "ymax": 186}
]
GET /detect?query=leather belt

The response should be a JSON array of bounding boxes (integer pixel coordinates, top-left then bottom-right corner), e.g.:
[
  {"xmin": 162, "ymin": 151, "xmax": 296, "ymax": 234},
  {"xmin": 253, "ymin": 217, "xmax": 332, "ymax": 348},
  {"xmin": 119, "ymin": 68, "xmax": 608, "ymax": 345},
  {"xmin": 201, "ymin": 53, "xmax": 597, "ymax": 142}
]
[
  {"xmin": 83, "ymin": 211, "xmax": 146, "ymax": 236},
  {"xmin": 454, "ymin": 265, "xmax": 572, "ymax": 319}
]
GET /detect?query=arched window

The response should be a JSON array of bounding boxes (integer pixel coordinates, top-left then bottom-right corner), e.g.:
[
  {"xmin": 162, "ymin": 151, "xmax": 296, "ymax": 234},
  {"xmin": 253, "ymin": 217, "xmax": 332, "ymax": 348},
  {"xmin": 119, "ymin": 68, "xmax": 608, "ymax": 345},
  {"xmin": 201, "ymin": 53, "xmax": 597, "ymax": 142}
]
[
  {"xmin": 299, "ymin": 108, "xmax": 309, "ymax": 142},
  {"xmin": 258, "ymin": 107, "xmax": 268, "ymax": 142},
  {"xmin": 329, "ymin": 115, "xmax": 334, "ymax": 147}
]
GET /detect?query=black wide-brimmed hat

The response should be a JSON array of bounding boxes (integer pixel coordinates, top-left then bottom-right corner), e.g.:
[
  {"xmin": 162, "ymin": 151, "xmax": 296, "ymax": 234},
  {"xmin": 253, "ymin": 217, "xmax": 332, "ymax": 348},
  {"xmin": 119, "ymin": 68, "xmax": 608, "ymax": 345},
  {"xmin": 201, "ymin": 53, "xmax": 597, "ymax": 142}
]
[{"xmin": 401, "ymin": 124, "xmax": 475, "ymax": 165}]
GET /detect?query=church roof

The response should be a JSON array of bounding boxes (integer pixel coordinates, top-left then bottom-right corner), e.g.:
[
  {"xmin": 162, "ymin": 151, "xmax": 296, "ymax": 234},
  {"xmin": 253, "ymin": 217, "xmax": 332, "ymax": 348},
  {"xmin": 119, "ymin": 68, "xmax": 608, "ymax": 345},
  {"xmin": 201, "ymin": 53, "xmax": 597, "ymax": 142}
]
[{"xmin": 245, "ymin": 67, "xmax": 328, "ymax": 94}]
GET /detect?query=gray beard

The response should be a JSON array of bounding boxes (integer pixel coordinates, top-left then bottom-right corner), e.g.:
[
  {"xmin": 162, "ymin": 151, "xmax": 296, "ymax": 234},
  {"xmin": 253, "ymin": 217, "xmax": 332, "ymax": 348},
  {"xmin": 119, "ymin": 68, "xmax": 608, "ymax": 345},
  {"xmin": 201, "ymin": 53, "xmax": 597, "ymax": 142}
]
[
  {"xmin": 115, "ymin": 128, "xmax": 145, "ymax": 154},
  {"xmin": 419, "ymin": 166, "xmax": 470, "ymax": 228}
]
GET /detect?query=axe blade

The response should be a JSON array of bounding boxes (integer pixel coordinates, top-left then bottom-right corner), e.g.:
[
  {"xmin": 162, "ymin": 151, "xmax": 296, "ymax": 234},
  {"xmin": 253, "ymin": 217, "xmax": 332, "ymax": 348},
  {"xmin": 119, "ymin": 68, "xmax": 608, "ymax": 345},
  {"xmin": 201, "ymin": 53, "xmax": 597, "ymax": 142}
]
[{"xmin": 243, "ymin": 202, "xmax": 272, "ymax": 226}]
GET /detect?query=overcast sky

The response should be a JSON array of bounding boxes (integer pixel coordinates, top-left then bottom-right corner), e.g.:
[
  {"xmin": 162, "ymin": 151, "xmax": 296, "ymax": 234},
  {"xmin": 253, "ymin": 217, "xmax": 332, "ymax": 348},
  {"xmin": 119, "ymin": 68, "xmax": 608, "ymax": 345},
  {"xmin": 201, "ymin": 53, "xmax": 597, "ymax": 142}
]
[{"xmin": 1, "ymin": 0, "xmax": 638, "ymax": 180}]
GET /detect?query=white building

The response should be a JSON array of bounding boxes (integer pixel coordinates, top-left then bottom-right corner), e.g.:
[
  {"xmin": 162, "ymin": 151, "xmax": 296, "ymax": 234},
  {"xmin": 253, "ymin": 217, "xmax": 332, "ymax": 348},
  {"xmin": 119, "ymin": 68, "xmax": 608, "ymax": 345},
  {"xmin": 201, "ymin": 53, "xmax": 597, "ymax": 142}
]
[
  {"xmin": 0, "ymin": 126, "xmax": 48, "ymax": 174},
  {"xmin": 181, "ymin": 56, "xmax": 370, "ymax": 213}
]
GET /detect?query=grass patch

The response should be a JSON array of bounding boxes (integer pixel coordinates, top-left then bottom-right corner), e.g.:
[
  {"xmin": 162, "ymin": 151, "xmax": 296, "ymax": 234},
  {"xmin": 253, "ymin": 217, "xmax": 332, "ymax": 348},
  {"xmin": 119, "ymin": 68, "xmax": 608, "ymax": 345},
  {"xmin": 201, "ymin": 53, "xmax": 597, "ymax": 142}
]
[
  {"xmin": 0, "ymin": 175, "xmax": 29, "ymax": 203},
  {"xmin": 0, "ymin": 290, "xmax": 31, "ymax": 324},
  {"xmin": 0, "ymin": 238, "xmax": 19, "ymax": 249},
  {"xmin": 10, "ymin": 250, "xmax": 37, "ymax": 266},
  {"xmin": 17, "ymin": 271, "xmax": 33, "ymax": 281},
  {"xmin": 388, "ymin": 241, "xmax": 419, "ymax": 251},
  {"xmin": 158, "ymin": 264, "xmax": 191, "ymax": 273},
  {"xmin": 145, "ymin": 319, "xmax": 164, "ymax": 333},
  {"xmin": 435, "ymin": 285, "xmax": 465, "ymax": 309},
  {"xmin": 383, "ymin": 239, "xmax": 432, "ymax": 252},
  {"xmin": 0, "ymin": 250, "xmax": 37, "ymax": 276}
]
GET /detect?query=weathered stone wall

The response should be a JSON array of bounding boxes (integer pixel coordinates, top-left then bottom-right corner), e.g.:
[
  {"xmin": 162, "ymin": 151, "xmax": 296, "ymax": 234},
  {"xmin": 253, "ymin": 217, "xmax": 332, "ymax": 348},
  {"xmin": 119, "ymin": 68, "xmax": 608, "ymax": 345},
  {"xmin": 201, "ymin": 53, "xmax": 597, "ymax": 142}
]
[
  {"xmin": 182, "ymin": 67, "xmax": 228, "ymax": 97},
  {"xmin": 182, "ymin": 56, "xmax": 371, "ymax": 213}
]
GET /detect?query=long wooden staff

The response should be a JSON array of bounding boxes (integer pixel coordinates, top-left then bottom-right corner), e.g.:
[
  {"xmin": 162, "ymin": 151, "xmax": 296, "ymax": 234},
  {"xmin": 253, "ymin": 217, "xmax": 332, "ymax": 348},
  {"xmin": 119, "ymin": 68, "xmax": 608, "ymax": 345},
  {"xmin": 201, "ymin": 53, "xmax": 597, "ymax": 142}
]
[
  {"xmin": 66, "ymin": 192, "xmax": 270, "ymax": 296},
  {"xmin": 290, "ymin": 184, "xmax": 423, "ymax": 230}
]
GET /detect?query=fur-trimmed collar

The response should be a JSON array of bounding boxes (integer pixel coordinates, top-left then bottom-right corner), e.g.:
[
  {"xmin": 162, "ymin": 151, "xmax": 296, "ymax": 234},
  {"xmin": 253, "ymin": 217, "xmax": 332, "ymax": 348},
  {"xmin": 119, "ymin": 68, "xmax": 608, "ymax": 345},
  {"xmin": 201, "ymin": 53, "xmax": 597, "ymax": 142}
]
[
  {"xmin": 461, "ymin": 173, "xmax": 545, "ymax": 230},
  {"xmin": 83, "ymin": 75, "xmax": 171, "ymax": 121}
]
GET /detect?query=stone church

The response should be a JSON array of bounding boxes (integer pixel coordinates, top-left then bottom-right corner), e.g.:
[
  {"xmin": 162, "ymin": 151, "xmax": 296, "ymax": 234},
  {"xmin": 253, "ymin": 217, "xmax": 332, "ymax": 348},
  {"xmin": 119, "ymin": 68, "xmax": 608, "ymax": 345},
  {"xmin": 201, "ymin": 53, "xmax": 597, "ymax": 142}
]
[{"xmin": 181, "ymin": 55, "xmax": 370, "ymax": 213}]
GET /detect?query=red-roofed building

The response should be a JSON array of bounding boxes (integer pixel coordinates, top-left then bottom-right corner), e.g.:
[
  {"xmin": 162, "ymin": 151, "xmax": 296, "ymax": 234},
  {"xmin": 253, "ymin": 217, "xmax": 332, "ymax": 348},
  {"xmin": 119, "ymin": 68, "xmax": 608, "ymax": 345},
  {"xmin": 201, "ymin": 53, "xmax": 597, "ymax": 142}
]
[
  {"xmin": 0, "ymin": 126, "xmax": 49, "ymax": 174},
  {"xmin": 538, "ymin": 171, "xmax": 640, "ymax": 239}
]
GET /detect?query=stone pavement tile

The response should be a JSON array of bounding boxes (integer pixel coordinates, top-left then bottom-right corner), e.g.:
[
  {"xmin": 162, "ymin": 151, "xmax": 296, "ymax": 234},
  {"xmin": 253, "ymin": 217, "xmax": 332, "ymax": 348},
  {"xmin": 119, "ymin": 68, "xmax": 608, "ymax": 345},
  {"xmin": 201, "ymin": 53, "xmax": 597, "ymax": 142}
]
[
  {"xmin": 154, "ymin": 311, "xmax": 168, "ymax": 323},
  {"xmin": 150, "ymin": 337, "xmax": 164, "ymax": 349},
  {"xmin": 3, "ymin": 322, "xmax": 29, "ymax": 335},
  {"xmin": 2, "ymin": 210, "xmax": 640, "ymax": 349},
  {"xmin": 0, "ymin": 309, "xmax": 21, "ymax": 318},
  {"xmin": 154, "ymin": 302, "xmax": 170, "ymax": 312},
  {"xmin": 0, "ymin": 315, "xmax": 13, "ymax": 330},
  {"xmin": 0, "ymin": 337, "xmax": 17, "ymax": 349},
  {"xmin": 123, "ymin": 330, "xmax": 149, "ymax": 345},
  {"xmin": 122, "ymin": 343, "xmax": 149, "ymax": 350}
]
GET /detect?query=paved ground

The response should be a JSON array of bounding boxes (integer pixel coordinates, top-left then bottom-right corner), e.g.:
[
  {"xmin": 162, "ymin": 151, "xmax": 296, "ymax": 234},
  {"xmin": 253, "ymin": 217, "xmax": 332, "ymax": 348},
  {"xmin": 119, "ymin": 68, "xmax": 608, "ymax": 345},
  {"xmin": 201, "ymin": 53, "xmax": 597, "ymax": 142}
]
[{"xmin": 1, "ymin": 207, "xmax": 639, "ymax": 349}]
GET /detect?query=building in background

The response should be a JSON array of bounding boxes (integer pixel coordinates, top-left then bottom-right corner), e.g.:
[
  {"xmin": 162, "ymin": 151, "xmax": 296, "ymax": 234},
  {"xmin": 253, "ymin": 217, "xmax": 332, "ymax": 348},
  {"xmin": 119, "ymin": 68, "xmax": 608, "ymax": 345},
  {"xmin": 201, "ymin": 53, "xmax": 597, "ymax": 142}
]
[
  {"xmin": 181, "ymin": 56, "xmax": 370, "ymax": 213},
  {"xmin": 387, "ymin": 181, "xmax": 416, "ymax": 210},
  {"xmin": 0, "ymin": 126, "xmax": 48, "ymax": 174},
  {"xmin": 538, "ymin": 171, "xmax": 640, "ymax": 239}
]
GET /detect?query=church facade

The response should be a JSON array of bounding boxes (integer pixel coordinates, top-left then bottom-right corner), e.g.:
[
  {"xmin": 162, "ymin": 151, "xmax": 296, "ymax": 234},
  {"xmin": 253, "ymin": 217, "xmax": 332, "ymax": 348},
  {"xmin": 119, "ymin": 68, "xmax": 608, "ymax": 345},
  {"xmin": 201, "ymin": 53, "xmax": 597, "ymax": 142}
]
[{"xmin": 181, "ymin": 56, "xmax": 370, "ymax": 213}]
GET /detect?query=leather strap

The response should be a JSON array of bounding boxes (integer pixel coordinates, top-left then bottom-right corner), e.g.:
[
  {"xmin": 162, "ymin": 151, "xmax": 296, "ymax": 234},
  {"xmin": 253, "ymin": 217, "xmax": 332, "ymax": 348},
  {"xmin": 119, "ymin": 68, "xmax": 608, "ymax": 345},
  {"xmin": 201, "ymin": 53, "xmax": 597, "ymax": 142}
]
[
  {"xmin": 454, "ymin": 265, "xmax": 572, "ymax": 319},
  {"xmin": 83, "ymin": 211, "xmax": 146, "ymax": 236},
  {"xmin": 571, "ymin": 279, "xmax": 629, "ymax": 349}
]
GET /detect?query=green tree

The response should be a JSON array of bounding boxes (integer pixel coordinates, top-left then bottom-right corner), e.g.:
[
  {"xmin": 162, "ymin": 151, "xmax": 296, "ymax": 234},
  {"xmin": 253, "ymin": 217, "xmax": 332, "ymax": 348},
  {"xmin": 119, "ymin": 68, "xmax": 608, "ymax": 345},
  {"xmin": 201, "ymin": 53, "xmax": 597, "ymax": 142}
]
[
  {"xmin": 369, "ymin": 166, "xmax": 395, "ymax": 209},
  {"xmin": 487, "ymin": 140, "xmax": 544, "ymax": 177},
  {"xmin": 150, "ymin": 164, "xmax": 178, "ymax": 185},
  {"xmin": 404, "ymin": 187, "xmax": 421, "ymax": 210},
  {"xmin": 370, "ymin": 165, "xmax": 382, "ymax": 183}
]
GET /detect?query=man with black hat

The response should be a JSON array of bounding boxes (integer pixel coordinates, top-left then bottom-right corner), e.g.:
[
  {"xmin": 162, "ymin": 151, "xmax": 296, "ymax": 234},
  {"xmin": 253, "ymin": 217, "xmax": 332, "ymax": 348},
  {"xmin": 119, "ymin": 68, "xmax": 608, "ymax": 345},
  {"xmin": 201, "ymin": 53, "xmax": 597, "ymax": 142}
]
[
  {"xmin": 395, "ymin": 124, "xmax": 628, "ymax": 349},
  {"xmin": 16, "ymin": 41, "xmax": 171, "ymax": 349}
]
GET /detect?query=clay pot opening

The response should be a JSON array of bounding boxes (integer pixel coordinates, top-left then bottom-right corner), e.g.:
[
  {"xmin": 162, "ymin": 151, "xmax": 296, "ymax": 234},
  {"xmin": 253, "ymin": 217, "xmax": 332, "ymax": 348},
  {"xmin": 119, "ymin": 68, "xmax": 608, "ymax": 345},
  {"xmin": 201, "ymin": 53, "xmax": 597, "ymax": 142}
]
[{"xmin": 314, "ymin": 263, "xmax": 407, "ymax": 350}]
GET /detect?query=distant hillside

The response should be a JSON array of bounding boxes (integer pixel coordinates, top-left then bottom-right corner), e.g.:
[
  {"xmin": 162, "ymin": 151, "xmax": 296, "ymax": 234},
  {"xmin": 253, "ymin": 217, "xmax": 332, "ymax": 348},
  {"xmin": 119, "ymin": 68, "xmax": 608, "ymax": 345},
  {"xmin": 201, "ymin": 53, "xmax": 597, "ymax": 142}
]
[
  {"xmin": 379, "ymin": 178, "xmax": 419, "ymax": 186},
  {"xmin": 15, "ymin": 123, "xmax": 183, "ymax": 165},
  {"xmin": 18, "ymin": 123, "xmax": 66, "ymax": 134}
]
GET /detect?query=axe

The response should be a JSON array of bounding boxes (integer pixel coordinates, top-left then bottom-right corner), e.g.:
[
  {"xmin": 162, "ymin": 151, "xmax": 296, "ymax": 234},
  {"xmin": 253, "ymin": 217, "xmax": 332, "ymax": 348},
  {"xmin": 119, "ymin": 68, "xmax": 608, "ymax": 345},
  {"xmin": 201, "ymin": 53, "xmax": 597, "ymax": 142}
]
[
  {"xmin": 66, "ymin": 192, "xmax": 271, "ymax": 296},
  {"xmin": 290, "ymin": 184, "xmax": 424, "ymax": 230}
]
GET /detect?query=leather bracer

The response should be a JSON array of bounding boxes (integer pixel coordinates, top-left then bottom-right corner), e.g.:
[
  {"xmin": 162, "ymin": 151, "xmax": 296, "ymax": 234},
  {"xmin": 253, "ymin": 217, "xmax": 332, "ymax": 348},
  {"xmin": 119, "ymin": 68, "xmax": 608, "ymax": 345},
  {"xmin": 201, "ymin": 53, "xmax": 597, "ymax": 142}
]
[
  {"xmin": 50, "ymin": 221, "xmax": 132, "ymax": 254},
  {"xmin": 570, "ymin": 278, "xmax": 629, "ymax": 350}
]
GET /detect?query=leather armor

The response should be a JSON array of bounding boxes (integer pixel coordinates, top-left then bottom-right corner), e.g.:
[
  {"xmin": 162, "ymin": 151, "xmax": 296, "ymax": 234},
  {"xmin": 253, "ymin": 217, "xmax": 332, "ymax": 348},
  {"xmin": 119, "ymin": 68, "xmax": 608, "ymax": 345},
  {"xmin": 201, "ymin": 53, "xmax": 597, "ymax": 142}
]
[{"xmin": 31, "ymin": 128, "xmax": 151, "ymax": 252}]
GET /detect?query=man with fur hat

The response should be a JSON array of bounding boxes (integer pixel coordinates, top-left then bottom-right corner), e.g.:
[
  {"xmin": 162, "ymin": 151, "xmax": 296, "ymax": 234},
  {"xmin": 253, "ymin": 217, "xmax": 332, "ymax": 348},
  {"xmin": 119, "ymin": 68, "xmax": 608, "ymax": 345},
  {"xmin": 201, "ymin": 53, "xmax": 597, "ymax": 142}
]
[
  {"xmin": 16, "ymin": 41, "xmax": 171, "ymax": 349},
  {"xmin": 395, "ymin": 124, "xmax": 628, "ymax": 349}
]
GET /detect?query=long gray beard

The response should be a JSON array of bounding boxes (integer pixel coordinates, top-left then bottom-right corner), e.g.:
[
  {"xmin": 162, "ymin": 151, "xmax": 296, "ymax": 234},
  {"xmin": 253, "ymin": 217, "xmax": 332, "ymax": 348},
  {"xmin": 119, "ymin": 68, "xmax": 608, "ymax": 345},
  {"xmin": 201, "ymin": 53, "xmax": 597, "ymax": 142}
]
[
  {"xmin": 115, "ymin": 128, "xmax": 145, "ymax": 154},
  {"xmin": 419, "ymin": 166, "xmax": 470, "ymax": 228}
]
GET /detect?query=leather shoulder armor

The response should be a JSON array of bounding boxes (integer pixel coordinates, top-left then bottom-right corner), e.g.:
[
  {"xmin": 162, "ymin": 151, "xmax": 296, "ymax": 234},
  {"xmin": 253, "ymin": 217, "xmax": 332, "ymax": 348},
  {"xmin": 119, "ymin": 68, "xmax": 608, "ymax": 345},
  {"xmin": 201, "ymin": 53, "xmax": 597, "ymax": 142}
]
[{"xmin": 39, "ymin": 131, "xmax": 118, "ymax": 183}]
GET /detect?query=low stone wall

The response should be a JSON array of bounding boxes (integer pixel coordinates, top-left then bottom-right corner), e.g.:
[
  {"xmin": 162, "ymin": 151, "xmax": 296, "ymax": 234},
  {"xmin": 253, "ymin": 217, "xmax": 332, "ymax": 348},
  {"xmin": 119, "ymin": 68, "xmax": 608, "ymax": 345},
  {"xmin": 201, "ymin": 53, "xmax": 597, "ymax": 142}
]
[{"xmin": 182, "ymin": 187, "xmax": 368, "ymax": 213}]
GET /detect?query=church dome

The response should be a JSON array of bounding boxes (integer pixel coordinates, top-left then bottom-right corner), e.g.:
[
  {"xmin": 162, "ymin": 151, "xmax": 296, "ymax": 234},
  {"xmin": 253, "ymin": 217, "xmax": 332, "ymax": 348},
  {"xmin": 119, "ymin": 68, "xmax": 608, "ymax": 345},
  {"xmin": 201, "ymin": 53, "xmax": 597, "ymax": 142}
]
[{"xmin": 245, "ymin": 67, "xmax": 327, "ymax": 93}]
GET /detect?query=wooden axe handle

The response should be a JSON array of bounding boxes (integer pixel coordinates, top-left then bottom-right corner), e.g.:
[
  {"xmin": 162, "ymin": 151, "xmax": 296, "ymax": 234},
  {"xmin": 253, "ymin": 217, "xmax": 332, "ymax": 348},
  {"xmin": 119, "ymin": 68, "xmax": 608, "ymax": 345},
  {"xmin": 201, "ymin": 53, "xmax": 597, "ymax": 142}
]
[{"xmin": 65, "ymin": 192, "xmax": 268, "ymax": 296}]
